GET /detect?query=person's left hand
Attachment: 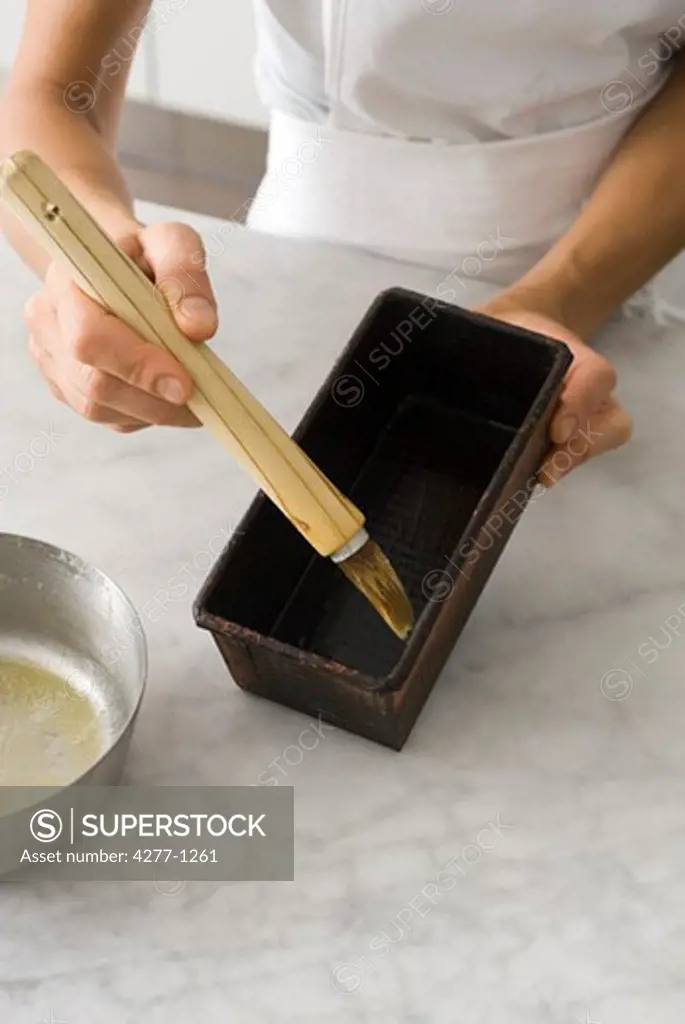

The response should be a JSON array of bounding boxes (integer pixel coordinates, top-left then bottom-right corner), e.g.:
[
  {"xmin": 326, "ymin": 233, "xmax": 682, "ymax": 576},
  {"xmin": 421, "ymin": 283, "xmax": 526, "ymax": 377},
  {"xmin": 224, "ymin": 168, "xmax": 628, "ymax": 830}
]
[{"xmin": 474, "ymin": 294, "xmax": 632, "ymax": 486}]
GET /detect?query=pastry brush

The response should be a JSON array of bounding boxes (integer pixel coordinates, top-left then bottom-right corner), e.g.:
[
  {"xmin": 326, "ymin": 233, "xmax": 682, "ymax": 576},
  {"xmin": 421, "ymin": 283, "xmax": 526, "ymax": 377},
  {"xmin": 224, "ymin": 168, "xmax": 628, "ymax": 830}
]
[{"xmin": 0, "ymin": 150, "xmax": 413, "ymax": 640}]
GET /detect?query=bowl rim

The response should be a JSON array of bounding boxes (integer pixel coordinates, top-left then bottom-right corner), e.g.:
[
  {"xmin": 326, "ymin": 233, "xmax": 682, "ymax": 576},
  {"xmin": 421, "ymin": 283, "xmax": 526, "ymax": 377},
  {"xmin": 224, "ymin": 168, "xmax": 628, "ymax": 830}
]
[{"xmin": 0, "ymin": 531, "xmax": 148, "ymax": 789}]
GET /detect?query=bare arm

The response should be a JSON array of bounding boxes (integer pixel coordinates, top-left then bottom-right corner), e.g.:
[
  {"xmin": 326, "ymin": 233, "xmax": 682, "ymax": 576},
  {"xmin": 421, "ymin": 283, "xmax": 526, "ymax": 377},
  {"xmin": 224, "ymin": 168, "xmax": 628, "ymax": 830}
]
[
  {"xmin": 479, "ymin": 58, "xmax": 685, "ymax": 485},
  {"xmin": 495, "ymin": 55, "xmax": 685, "ymax": 338},
  {"xmin": 0, "ymin": 0, "xmax": 151, "ymax": 276},
  {"xmin": 0, "ymin": 0, "xmax": 218, "ymax": 434}
]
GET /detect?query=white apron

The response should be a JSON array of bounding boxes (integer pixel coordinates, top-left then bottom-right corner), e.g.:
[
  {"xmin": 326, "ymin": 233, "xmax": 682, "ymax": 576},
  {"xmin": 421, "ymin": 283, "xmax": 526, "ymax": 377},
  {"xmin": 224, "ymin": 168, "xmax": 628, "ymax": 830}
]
[{"xmin": 248, "ymin": 0, "xmax": 685, "ymax": 312}]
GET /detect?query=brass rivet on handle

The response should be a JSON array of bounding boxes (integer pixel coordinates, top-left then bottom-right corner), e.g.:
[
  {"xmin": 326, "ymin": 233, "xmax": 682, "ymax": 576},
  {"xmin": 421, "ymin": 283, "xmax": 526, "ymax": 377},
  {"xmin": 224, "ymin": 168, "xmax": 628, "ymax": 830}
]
[{"xmin": 42, "ymin": 201, "xmax": 61, "ymax": 222}]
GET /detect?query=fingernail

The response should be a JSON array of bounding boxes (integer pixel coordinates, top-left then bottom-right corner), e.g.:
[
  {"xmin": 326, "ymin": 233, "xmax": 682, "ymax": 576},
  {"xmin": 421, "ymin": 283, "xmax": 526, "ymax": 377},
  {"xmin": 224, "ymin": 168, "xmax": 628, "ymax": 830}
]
[
  {"xmin": 554, "ymin": 415, "xmax": 576, "ymax": 444},
  {"xmin": 180, "ymin": 296, "xmax": 217, "ymax": 332},
  {"xmin": 154, "ymin": 376, "xmax": 186, "ymax": 404}
]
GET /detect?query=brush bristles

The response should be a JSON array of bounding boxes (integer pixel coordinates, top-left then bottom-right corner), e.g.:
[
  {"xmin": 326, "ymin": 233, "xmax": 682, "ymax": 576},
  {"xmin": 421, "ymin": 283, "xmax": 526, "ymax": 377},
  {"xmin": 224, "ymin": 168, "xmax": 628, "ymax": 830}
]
[{"xmin": 337, "ymin": 539, "xmax": 414, "ymax": 640}]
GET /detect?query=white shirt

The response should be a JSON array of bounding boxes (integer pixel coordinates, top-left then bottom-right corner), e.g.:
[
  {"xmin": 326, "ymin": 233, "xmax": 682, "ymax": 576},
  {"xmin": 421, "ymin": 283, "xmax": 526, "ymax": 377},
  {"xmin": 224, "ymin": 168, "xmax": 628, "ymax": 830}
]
[
  {"xmin": 253, "ymin": 0, "xmax": 682, "ymax": 141},
  {"xmin": 249, "ymin": 0, "xmax": 685, "ymax": 318}
]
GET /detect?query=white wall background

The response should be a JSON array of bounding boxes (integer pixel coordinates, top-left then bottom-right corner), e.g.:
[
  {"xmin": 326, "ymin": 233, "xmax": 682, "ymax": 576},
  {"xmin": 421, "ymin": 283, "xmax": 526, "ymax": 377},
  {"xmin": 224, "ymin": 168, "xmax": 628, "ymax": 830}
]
[
  {"xmin": 0, "ymin": 1, "xmax": 268, "ymax": 128},
  {"xmin": 151, "ymin": 0, "xmax": 267, "ymax": 126}
]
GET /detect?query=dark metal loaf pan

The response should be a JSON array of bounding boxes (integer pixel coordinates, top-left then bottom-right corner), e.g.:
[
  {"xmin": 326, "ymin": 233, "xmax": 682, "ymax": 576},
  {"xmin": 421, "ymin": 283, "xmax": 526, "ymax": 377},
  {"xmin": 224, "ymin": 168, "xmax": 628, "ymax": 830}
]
[{"xmin": 194, "ymin": 288, "xmax": 572, "ymax": 750}]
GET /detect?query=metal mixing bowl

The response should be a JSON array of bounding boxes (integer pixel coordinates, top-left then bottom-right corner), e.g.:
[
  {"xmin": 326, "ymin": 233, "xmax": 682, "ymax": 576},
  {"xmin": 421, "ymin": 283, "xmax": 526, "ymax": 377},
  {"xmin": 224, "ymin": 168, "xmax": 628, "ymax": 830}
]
[{"xmin": 0, "ymin": 533, "xmax": 147, "ymax": 791}]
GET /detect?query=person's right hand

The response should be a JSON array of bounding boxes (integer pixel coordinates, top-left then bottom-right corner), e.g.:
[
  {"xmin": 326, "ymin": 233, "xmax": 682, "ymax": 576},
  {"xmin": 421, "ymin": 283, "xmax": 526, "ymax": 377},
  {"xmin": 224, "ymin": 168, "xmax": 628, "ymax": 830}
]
[{"xmin": 24, "ymin": 221, "xmax": 218, "ymax": 432}]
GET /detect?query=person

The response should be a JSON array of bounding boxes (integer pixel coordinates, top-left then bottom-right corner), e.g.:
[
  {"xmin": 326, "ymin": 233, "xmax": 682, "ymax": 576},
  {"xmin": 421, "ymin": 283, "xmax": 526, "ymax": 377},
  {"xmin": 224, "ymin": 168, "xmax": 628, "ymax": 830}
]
[{"xmin": 1, "ymin": 1, "xmax": 683, "ymax": 485}]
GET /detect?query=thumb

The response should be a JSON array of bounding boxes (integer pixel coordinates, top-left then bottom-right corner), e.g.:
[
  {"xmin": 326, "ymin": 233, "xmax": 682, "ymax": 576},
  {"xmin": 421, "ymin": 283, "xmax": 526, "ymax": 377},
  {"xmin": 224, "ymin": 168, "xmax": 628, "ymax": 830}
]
[
  {"xmin": 549, "ymin": 339, "xmax": 616, "ymax": 445},
  {"xmin": 139, "ymin": 221, "xmax": 218, "ymax": 342}
]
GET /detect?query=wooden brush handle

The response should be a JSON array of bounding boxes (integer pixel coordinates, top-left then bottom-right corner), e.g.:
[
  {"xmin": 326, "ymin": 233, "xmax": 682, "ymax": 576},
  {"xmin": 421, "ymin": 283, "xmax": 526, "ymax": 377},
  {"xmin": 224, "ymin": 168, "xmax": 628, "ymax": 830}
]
[{"xmin": 0, "ymin": 150, "xmax": 365, "ymax": 557}]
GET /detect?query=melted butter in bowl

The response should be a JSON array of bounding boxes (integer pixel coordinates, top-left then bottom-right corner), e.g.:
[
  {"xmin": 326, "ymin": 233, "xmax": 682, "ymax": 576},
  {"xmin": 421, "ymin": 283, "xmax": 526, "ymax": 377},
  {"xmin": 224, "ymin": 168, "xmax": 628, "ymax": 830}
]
[{"xmin": 0, "ymin": 656, "xmax": 105, "ymax": 787}]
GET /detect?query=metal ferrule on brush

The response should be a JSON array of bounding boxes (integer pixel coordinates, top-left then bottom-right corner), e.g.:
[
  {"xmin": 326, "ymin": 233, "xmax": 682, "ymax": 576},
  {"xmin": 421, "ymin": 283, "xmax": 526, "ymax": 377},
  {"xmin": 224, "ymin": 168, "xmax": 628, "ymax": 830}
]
[{"xmin": 329, "ymin": 527, "xmax": 370, "ymax": 564}]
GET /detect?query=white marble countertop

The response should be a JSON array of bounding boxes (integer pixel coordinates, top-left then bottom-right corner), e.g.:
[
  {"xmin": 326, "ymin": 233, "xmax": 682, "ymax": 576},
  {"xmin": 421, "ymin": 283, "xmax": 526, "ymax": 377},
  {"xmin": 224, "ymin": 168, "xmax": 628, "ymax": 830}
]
[{"xmin": 2, "ymin": 202, "xmax": 685, "ymax": 1024}]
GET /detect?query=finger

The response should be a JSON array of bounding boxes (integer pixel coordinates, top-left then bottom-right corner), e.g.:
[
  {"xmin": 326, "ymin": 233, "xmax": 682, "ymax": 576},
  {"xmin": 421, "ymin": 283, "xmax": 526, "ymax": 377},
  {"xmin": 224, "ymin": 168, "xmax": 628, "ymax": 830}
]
[
  {"xmin": 40, "ymin": 341, "xmax": 200, "ymax": 428},
  {"xmin": 539, "ymin": 397, "xmax": 632, "ymax": 486},
  {"xmin": 27, "ymin": 295, "xmax": 154, "ymax": 430},
  {"xmin": 29, "ymin": 339, "xmax": 141, "ymax": 428},
  {"xmin": 62, "ymin": 390, "xmax": 147, "ymax": 427},
  {"xmin": 68, "ymin": 360, "xmax": 201, "ymax": 427},
  {"xmin": 114, "ymin": 228, "xmax": 154, "ymax": 277},
  {"xmin": 24, "ymin": 288, "xmax": 56, "ymax": 344},
  {"xmin": 550, "ymin": 341, "xmax": 617, "ymax": 444},
  {"xmin": 26, "ymin": 295, "xmax": 66, "ymax": 404},
  {"xmin": 49, "ymin": 269, "xmax": 196, "ymax": 405},
  {"xmin": 28, "ymin": 335, "xmax": 66, "ymax": 404},
  {"xmin": 140, "ymin": 221, "xmax": 218, "ymax": 341},
  {"xmin": 34, "ymin": 272, "xmax": 200, "ymax": 428}
]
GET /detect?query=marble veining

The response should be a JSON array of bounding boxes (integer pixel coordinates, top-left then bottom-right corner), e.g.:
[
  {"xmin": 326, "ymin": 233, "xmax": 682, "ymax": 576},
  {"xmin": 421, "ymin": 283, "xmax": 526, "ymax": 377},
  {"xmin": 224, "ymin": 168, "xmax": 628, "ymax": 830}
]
[{"xmin": 0, "ymin": 203, "xmax": 684, "ymax": 1022}]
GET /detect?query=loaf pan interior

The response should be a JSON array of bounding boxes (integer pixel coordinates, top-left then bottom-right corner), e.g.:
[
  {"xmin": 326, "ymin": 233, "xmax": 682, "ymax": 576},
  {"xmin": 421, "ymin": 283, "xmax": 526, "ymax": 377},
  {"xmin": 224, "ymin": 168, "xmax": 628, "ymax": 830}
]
[{"xmin": 199, "ymin": 291, "xmax": 562, "ymax": 680}]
